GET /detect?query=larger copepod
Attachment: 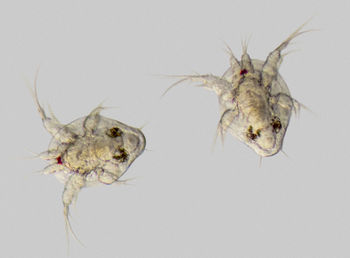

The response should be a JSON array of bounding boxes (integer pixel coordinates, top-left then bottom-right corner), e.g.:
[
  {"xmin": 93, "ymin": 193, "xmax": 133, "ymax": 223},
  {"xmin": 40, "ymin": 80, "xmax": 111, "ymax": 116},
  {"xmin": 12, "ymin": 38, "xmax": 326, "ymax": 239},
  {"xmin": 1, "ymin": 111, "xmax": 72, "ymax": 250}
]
[
  {"xmin": 166, "ymin": 23, "xmax": 310, "ymax": 157},
  {"xmin": 29, "ymin": 73, "xmax": 146, "ymax": 243}
]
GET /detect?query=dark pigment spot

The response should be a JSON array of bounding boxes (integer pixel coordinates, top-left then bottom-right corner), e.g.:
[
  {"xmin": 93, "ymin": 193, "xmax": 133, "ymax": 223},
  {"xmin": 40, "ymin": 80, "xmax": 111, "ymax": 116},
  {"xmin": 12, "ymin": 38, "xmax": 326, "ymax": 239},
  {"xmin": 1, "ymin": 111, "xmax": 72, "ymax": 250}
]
[
  {"xmin": 271, "ymin": 116, "xmax": 282, "ymax": 133},
  {"xmin": 240, "ymin": 69, "xmax": 248, "ymax": 75},
  {"xmin": 56, "ymin": 156, "xmax": 62, "ymax": 164},
  {"xmin": 246, "ymin": 126, "xmax": 261, "ymax": 141},
  {"xmin": 113, "ymin": 147, "xmax": 129, "ymax": 163},
  {"xmin": 107, "ymin": 127, "xmax": 123, "ymax": 138}
]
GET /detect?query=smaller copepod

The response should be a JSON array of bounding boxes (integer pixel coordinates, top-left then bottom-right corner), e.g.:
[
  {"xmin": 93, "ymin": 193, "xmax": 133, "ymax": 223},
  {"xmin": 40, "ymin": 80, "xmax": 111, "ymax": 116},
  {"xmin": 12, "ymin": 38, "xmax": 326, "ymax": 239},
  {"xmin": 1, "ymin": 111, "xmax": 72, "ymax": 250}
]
[
  {"xmin": 166, "ymin": 23, "xmax": 310, "ymax": 157},
  {"xmin": 30, "ymin": 74, "xmax": 146, "ymax": 243}
]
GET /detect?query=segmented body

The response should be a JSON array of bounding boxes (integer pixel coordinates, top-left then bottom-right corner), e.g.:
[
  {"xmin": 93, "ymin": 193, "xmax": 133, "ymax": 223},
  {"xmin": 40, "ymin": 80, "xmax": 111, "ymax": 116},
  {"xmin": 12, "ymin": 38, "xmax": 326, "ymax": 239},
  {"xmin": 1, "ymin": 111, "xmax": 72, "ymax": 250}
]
[
  {"xmin": 167, "ymin": 23, "xmax": 308, "ymax": 157},
  {"xmin": 30, "ymin": 76, "xmax": 146, "ymax": 242}
]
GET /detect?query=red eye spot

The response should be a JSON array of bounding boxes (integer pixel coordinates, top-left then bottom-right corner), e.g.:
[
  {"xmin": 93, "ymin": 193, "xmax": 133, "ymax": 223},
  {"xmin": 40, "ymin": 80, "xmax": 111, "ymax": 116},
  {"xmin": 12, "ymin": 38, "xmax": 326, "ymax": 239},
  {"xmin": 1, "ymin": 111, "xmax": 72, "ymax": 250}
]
[
  {"xmin": 56, "ymin": 156, "xmax": 62, "ymax": 164},
  {"xmin": 240, "ymin": 69, "xmax": 248, "ymax": 75}
]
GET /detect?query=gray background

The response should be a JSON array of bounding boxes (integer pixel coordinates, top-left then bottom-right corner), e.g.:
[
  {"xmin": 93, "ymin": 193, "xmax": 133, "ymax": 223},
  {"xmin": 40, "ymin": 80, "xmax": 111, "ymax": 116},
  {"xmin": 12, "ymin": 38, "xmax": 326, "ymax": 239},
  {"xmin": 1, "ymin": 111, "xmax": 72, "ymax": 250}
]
[{"xmin": 0, "ymin": 0, "xmax": 349, "ymax": 257}]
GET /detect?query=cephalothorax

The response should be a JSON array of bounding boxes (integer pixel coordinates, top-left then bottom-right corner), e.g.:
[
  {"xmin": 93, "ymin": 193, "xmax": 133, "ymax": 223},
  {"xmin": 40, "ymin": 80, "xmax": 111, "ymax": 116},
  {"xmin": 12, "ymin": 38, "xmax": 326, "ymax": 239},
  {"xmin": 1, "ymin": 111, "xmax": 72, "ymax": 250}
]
[
  {"xmin": 166, "ymin": 23, "xmax": 309, "ymax": 157},
  {"xmin": 30, "ymin": 75, "xmax": 146, "ymax": 242}
]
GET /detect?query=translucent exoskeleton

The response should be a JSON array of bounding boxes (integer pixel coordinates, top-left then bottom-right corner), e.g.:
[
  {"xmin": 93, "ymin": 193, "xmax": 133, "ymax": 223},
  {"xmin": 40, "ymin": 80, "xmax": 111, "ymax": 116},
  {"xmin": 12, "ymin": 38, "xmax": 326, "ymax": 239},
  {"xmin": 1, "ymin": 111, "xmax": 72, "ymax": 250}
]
[
  {"xmin": 166, "ymin": 22, "xmax": 310, "ymax": 157},
  {"xmin": 29, "ymin": 74, "xmax": 146, "ymax": 244}
]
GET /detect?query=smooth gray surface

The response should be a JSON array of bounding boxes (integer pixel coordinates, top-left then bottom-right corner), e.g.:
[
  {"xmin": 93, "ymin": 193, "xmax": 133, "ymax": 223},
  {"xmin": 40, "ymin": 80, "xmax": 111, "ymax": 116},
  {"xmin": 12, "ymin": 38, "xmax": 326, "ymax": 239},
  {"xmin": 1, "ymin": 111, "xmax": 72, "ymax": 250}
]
[{"xmin": 1, "ymin": 0, "xmax": 349, "ymax": 257}]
